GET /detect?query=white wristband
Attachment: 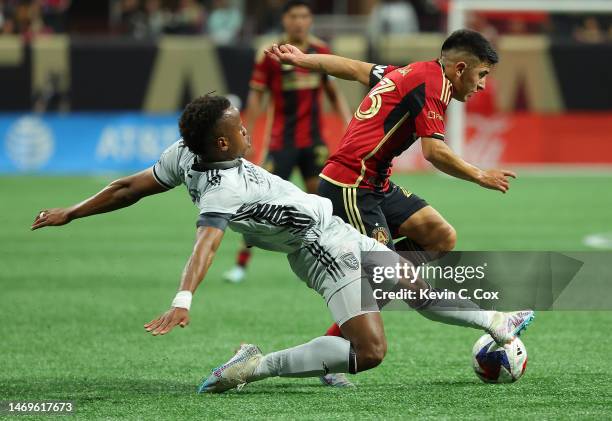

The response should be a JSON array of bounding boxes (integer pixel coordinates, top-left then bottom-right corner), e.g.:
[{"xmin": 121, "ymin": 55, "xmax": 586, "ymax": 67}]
[{"xmin": 171, "ymin": 290, "xmax": 192, "ymax": 310}]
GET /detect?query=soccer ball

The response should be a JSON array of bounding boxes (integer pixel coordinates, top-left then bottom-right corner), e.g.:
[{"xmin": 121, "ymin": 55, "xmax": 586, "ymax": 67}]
[{"xmin": 472, "ymin": 334, "xmax": 527, "ymax": 383}]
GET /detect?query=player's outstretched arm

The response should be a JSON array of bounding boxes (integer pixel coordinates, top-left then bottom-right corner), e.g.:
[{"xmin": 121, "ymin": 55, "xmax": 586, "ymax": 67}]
[
  {"xmin": 265, "ymin": 43, "xmax": 374, "ymax": 86},
  {"xmin": 31, "ymin": 168, "xmax": 168, "ymax": 230},
  {"xmin": 421, "ymin": 137, "xmax": 516, "ymax": 193},
  {"xmin": 144, "ymin": 226, "xmax": 225, "ymax": 336}
]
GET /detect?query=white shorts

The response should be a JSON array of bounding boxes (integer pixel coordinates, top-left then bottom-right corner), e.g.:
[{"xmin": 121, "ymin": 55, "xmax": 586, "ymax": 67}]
[{"xmin": 287, "ymin": 216, "xmax": 390, "ymax": 326}]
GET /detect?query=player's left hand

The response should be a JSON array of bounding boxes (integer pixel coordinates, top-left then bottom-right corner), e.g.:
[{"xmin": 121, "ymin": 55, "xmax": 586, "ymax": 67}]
[
  {"xmin": 478, "ymin": 169, "xmax": 517, "ymax": 193},
  {"xmin": 144, "ymin": 307, "xmax": 190, "ymax": 336}
]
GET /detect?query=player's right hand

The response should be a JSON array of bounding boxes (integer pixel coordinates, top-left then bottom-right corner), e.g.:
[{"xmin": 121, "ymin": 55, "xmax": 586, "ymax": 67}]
[
  {"xmin": 264, "ymin": 44, "xmax": 304, "ymax": 66},
  {"xmin": 477, "ymin": 169, "xmax": 517, "ymax": 194},
  {"xmin": 31, "ymin": 208, "xmax": 72, "ymax": 230}
]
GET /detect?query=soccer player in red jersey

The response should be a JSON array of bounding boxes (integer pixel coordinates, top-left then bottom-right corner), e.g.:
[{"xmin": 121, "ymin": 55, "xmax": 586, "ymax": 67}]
[
  {"xmin": 267, "ymin": 29, "xmax": 514, "ymax": 252},
  {"xmin": 224, "ymin": 0, "xmax": 351, "ymax": 286},
  {"xmin": 267, "ymin": 28, "xmax": 517, "ymax": 352}
]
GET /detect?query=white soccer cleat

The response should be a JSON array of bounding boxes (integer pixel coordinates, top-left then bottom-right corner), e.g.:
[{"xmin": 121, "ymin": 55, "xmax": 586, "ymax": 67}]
[
  {"xmin": 488, "ymin": 310, "xmax": 535, "ymax": 345},
  {"xmin": 223, "ymin": 266, "xmax": 246, "ymax": 284},
  {"xmin": 319, "ymin": 373, "xmax": 355, "ymax": 388},
  {"xmin": 198, "ymin": 344, "xmax": 263, "ymax": 393}
]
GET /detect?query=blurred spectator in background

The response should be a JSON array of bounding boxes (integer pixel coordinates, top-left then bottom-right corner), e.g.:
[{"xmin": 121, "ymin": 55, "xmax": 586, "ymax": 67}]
[
  {"xmin": 176, "ymin": 0, "xmax": 205, "ymax": 34},
  {"xmin": 163, "ymin": 0, "xmax": 205, "ymax": 34},
  {"xmin": 207, "ymin": 0, "xmax": 242, "ymax": 44},
  {"xmin": 0, "ymin": 0, "xmax": 11, "ymax": 33},
  {"xmin": 144, "ymin": 0, "xmax": 166, "ymax": 38},
  {"xmin": 40, "ymin": 0, "xmax": 70, "ymax": 33},
  {"xmin": 117, "ymin": 0, "xmax": 204, "ymax": 37},
  {"xmin": 119, "ymin": 0, "xmax": 148, "ymax": 37},
  {"xmin": 11, "ymin": 0, "xmax": 48, "ymax": 39},
  {"xmin": 573, "ymin": 16, "xmax": 606, "ymax": 43},
  {"xmin": 368, "ymin": 0, "xmax": 419, "ymax": 38}
]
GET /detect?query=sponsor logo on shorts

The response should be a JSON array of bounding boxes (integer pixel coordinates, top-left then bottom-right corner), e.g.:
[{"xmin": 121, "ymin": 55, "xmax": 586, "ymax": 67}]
[
  {"xmin": 340, "ymin": 252, "xmax": 359, "ymax": 271},
  {"xmin": 372, "ymin": 227, "xmax": 390, "ymax": 245}
]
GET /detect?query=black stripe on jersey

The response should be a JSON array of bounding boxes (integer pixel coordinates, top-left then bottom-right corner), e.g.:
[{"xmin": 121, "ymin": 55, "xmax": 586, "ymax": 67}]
[
  {"xmin": 431, "ymin": 133, "xmax": 445, "ymax": 141},
  {"xmin": 307, "ymin": 43, "xmax": 323, "ymax": 144},
  {"xmin": 232, "ymin": 203, "xmax": 314, "ymax": 232},
  {"xmin": 384, "ymin": 83, "xmax": 426, "ymax": 134},
  {"xmin": 152, "ymin": 165, "xmax": 174, "ymax": 190},
  {"xmin": 310, "ymin": 87, "xmax": 323, "ymax": 144},
  {"xmin": 312, "ymin": 242, "xmax": 345, "ymax": 280},
  {"xmin": 282, "ymin": 77, "xmax": 298, "ymax": 148},
  {"xmin": 305, "ymin": 242, "xmax": 345, "ymax": 282}
]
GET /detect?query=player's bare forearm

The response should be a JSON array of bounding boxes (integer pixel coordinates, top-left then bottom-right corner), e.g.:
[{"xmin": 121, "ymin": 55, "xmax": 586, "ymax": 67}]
[
  {"xmin": 265, "ymin": 44, "xmax": 374, "ymax": 86},
  {"xmin": 31, "ymin": 168, "xmax": 167, "ymax": 230},
  {"xmin": 422, "ymin": 138, "xmax": 481, "ymax": 182},
  {"xmin": 178, "ymin": 227, "xmax": 225, "ymax": 293},
  {"xmin": 144, "ymin": 227, "xmax": 224, "ymax": 336},
  {"xmin": 421, "ymin": 137, "xmax": 516, "ymax": 193}
]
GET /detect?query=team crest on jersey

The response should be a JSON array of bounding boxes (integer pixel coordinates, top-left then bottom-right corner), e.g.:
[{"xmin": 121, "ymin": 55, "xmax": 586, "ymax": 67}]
[
  {"xmin": 340, "ymin": 252, "xmax": 359, "ymax": 271},
  {"xmin": 397, "ymin": 65, "xmax": 412, "ymax": 76},
  {"xmin": 372, "ymin": 227, "xmax": 390, "ymax": 245},
  {"xmin": 206, "ymin": 169, "xmax": 221, "ymax": 186}
]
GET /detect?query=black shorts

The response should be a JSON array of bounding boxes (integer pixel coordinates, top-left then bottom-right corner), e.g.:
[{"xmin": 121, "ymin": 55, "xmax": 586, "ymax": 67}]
[
  {"xmin": 263, "ymin": 143, "xmax": 329, "ymax": 180},
  {"xmin": 318, "ymin": 179, "xmax": 428, "ymax": 250}
]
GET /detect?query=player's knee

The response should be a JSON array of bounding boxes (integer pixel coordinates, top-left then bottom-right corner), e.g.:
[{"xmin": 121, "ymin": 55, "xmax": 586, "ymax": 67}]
[
  {"xmin": 435, "ymin": 223, "xmax": 456, "ymax": 251},
  {"xmin": 356, "ymin": 338, "xmax": 387, "ymax": 371}
]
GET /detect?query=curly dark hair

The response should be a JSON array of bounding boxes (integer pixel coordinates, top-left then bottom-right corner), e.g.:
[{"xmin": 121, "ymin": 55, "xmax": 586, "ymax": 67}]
[
  {"xmin": 179, "ymin": 94, "xmax": 231, "ymax": 156},
  {"xmin": 441, "ymin": 29, "xmax": 498, "ymax": 65}
]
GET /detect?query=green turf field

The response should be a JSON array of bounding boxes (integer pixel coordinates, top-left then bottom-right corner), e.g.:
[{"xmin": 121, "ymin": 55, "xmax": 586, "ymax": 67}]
[{"xmin": 2, "ymin": 173, "xmax": 612, "ymax": 419}]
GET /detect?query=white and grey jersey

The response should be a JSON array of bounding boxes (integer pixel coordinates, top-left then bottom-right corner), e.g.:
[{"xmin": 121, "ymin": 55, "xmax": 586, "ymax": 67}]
[{"xmin": 152, "ymin": 140, "xmax": 335, "ymax": 254}]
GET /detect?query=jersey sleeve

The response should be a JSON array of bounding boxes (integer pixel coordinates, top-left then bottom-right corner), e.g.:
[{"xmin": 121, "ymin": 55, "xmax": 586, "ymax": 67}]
[
  {"xmin": 196, "ymin": 184, "xmax": 244, "ymax": 231},
  {"xmin": 249, "ymin": 50, "xmax": 271, "ymax": 91},
  {"xmin": 152, "ymin": 141, "xmax": 184, "ymax": 189},
  {"xmin": 414, "ymin": 74, "xmax": 450, "ymax": 141},
  {"xmin": 369, "ymin": 64, "xmax": 399, "ymax": 89}
]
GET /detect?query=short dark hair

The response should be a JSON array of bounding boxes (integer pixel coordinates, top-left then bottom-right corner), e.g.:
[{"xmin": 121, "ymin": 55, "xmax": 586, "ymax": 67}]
[
  {"xmin": 282, "ymin": 0, "xmax": 312, "ymax": 14},
  {"xmin": 179, "ymin": 94, "xmax": 231, "ymax": 156},
  {"xmin": 441, "ymin": 29, "xmax": 498, "ymax": 65}
]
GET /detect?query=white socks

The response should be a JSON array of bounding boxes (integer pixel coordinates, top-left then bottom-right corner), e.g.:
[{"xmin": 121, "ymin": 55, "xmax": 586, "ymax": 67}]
[
  {"xmin": 418, "ymin": 296, "xmax": 495, "ymax": 330},
  {"xmin": 253, "ymin": 336, "xmax": 353, "ymax": 379}
]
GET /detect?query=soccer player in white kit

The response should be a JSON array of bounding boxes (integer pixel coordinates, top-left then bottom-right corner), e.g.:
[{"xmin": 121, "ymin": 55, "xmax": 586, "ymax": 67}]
[{"xmin": 32, "ymin": 95, "xmax": 534, "ymax": 393}]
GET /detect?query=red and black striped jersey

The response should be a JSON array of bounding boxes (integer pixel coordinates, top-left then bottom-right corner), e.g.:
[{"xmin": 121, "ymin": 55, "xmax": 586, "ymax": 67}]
[
  {"xmin": 321, "ymin": 60, "xmax": 452, "ymax": 191},
  {"xmin": 249, "ymin": 37, "xmax": 331, "ymax": 151}
]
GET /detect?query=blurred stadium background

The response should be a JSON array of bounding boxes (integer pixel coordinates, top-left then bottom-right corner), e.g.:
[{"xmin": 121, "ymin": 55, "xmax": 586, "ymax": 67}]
[{"xmin": 1, "ymin": 0, "xmax": 612, "ymax": 418}]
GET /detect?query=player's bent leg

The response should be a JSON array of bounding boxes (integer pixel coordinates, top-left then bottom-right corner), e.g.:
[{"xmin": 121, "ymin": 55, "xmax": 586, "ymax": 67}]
[
  {"xmin": 396, "ymin": 205, "xmax": 456, "ymax": 251},
  {"xmin": 198, "ymin": 336, "xmax": 357, "ymax": 393},
  {"xmin": 339, "ymin": 312, "xmax": 387, "ymax": 372}
]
